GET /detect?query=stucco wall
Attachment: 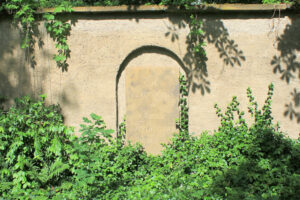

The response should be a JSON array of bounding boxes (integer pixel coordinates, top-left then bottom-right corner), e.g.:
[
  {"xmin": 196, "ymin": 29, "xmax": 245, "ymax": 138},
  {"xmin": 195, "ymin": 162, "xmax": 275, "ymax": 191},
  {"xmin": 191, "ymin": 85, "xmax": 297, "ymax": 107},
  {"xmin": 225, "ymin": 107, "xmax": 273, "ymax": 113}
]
[{"xmin": 0, "ymin": 6, "xmax": 299, "ymax": 153}]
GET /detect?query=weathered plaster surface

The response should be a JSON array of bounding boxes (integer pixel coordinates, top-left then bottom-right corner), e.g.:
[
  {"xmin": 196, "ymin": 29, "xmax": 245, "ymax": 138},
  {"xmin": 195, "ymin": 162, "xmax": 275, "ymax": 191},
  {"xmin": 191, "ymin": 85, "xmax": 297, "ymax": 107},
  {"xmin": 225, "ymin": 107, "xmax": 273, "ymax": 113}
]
[
  {"xmin": 0, "ymin": 7, "xmax": 299, "ymax": 153},
  {"xmin": 126, "ymin": 65, "xmax": 179, "ymax": 154}
]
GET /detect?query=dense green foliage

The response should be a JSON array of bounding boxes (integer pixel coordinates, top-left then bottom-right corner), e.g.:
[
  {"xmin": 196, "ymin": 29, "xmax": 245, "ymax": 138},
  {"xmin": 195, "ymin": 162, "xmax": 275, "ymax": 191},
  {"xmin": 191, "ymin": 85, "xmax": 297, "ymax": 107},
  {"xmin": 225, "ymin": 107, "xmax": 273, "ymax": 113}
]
[
  {"xmin": 0, "ymin": 95, "xmax": 75, "ymax": 198},
  {"xmin": 0, "ymin": 95, "xmax": 147, "ymax": 199},
  {"xmin": 1, "ymin": 83, "xmax": 300, "ymax": 199}
]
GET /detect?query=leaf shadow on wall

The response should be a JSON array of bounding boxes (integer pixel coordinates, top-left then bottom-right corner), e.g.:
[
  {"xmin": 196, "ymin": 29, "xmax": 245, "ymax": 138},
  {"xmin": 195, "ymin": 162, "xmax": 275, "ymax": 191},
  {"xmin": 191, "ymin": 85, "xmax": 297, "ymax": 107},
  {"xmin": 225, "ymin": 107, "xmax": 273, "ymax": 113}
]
[
  {"xmin": 164, "ymin": 10, "xmax": 246, "ymax": 95},
  {"xmin": 0, "ymin": 15, "xmax": 55, "ymax": 109},
  {"xmin": 270, "ymin": 12, "xmax": 300, "ymax": 124},
  {"xmin": 72, "ymin": 6, "xmax": 246, "ymax": 96},
  {"xmin": 0, "ymin": 15, "xmax": 33, "ymax": 108}
]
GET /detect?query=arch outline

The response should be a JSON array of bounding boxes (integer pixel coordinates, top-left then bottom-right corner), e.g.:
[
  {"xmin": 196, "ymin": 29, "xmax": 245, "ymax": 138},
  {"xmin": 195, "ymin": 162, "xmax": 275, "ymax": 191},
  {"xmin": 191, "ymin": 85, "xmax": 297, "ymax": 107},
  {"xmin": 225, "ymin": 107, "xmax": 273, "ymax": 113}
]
[{"xmin": 115, "ymin": 45, "xmax": 188, "ymax": 134}]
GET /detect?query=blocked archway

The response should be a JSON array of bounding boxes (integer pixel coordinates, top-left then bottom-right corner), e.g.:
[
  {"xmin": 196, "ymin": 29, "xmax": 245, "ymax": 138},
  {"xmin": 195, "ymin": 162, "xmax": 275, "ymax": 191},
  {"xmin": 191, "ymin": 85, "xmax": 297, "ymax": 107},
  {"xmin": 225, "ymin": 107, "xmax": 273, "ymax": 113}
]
[{"xmin": 116, "ymin": 45, "xmax": 187, "ymax": 154}]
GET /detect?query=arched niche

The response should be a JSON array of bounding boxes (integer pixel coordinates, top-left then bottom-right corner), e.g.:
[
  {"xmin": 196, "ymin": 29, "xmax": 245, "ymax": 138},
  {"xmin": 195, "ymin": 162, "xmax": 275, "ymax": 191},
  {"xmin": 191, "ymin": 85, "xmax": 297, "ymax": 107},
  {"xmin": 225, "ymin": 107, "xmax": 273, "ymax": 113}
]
[{"xmin": 116, "ymin": 45, "xmax": 187, "ymax": 154}]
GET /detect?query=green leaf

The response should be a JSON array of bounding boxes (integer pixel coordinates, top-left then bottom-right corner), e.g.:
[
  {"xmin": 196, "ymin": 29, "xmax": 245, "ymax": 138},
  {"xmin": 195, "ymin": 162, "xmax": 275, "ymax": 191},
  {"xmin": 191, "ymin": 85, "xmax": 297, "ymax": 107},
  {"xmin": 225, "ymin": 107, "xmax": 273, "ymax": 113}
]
[
  {"xmin": 43, "ymin": 13, "xmax": 55, "ymax": 21},
  {"xmin": 90, "ymin": 113, "xmax": 101, "ymax": 121},
  {"xmin": 83, "ymin": 117, "xmax": 91, "ymax": 123}
]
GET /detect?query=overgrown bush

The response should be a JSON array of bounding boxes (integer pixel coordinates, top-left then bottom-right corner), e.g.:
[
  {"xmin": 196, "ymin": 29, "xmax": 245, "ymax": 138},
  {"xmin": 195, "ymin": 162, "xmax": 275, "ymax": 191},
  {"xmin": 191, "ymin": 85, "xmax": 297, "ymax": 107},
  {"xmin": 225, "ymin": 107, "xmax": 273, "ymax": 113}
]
[
  {"xmin": 61, "ymin": 113, "xmax": 148, "ymax": 199},
  {"xmin": 1, "ymin": 84, "xmax": 300, "ymax": 199},
  {"xmin": 126, "ymin": 83, "xmax": 300, "ymax": 199},
  {"xmin": 0, "ymin": 96, "xmax": 148, "ymax": 199},
  {"xmin": 0, "ymin": 95, "xmax": 74, "ymax": 199}
]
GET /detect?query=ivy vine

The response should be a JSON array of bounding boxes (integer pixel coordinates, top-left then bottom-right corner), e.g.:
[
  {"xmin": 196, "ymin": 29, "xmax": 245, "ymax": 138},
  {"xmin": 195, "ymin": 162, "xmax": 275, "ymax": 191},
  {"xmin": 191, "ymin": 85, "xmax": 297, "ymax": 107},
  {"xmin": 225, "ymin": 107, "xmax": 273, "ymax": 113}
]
[
  {"xmin": 43, "ymin": 3, "xmax": 73, "ymax": 71},
  {"xmin": 177, "ymin": 74, "xmax": 189, "ymax": 138},
  {"xmin": 1, "ymin": 0, "xmax": 73, "ymax": 71}
]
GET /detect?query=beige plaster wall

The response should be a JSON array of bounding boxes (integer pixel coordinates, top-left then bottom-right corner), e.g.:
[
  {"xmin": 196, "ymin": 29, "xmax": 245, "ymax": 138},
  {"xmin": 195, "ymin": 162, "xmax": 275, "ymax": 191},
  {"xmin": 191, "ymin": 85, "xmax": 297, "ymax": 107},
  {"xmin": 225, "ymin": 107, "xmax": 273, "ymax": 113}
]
[
  {"xmin": 0, "ymin": 10, "xmax": 299, "ymax": 153},
  {"xmin": 126, "ymin": 65, "xmax": 179, "ymax": 154}
]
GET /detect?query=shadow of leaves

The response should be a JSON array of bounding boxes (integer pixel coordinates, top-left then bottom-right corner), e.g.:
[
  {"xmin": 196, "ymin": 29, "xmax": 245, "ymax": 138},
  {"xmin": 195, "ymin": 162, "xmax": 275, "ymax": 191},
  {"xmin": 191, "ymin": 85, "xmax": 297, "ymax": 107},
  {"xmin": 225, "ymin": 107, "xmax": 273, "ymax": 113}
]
[
  {"xmin": 165, "ymin": 13, "xmax": 246, "ymax": 95},
  {"xmin": 271, "ymin": 17, "xmax": 300, "ymax": 123},
  {"xmin": 284, "ymin": 88, "xmax": 300, "ymax": 123}
]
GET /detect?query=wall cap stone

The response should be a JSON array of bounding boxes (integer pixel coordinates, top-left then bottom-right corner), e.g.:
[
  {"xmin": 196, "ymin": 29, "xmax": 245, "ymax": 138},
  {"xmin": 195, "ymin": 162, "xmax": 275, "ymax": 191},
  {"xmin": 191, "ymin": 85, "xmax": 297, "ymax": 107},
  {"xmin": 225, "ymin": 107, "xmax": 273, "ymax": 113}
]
[{"xmin": 36, "ymin": 4, "xmax": 297, "ymax": 14}]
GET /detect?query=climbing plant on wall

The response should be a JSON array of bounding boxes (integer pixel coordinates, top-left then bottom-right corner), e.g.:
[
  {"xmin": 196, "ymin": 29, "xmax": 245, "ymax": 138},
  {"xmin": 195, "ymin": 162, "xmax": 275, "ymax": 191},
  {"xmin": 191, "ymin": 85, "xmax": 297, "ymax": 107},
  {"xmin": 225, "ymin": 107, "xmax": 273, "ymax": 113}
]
[
  {"xmin": 177, "ymin": 74, "xmax": 189, "ymax": 135},
  {"xmin": 43, "ymin": 3, "xmax": 73, "ymax": 71},
  {"xmin": 1, "ymin": 0, "xmax": 73, "ymax": 71}
]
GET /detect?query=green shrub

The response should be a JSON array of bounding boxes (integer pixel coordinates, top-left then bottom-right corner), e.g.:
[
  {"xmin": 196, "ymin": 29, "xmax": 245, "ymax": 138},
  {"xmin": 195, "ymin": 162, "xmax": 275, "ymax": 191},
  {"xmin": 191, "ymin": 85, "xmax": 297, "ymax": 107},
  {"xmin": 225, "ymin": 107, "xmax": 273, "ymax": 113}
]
[
  {"xmin": 61, "ymin": 113, "xmax": 148, "ymax": 199},
  {"xmin": 1, "ymin": 84, "xmax": 300, "ymax": 199},
  {"xmin": 114, "ymin": 83, "xmax": 300, "ymax": 199},
  {"xmin": 0, "ymin": 96, "xmax": 148, "ymax": 199},
  {"xmin": 0, "ymin": 95, "xmax": 75, "ymax": 199}
]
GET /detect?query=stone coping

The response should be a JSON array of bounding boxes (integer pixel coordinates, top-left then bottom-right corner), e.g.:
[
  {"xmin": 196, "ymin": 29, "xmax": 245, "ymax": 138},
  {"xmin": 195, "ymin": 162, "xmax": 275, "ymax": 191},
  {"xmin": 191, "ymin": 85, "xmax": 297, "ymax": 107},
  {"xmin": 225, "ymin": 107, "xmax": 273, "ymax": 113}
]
[{"xmin": 36, "ymin": 4, "xmax": 296, "ymax": 14}]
